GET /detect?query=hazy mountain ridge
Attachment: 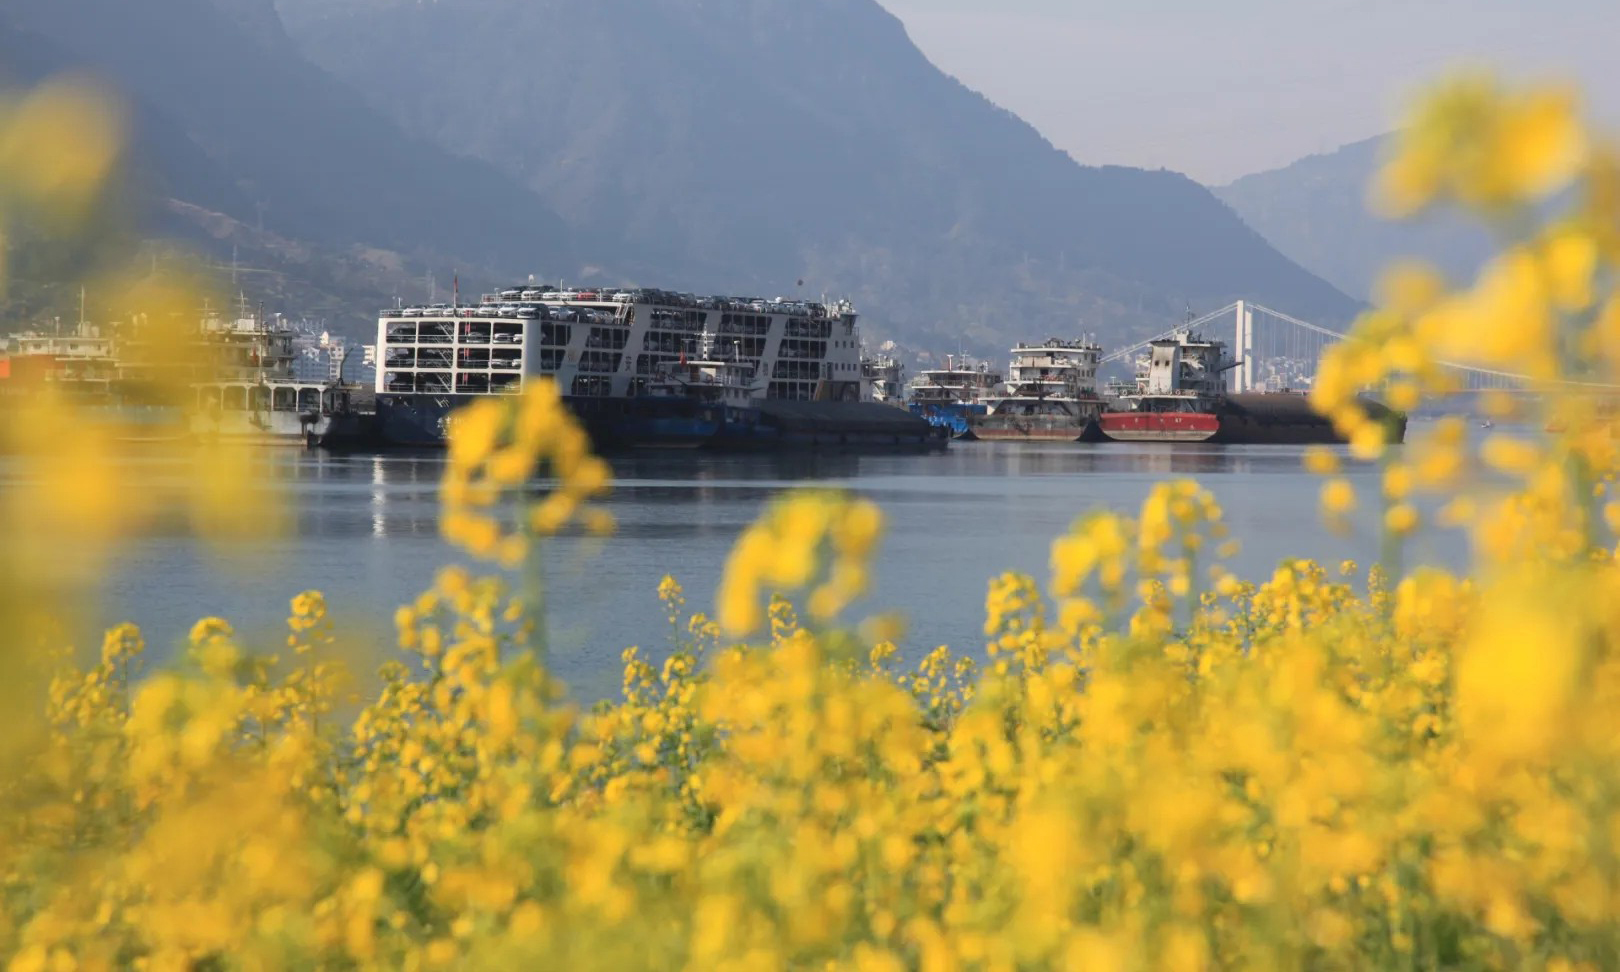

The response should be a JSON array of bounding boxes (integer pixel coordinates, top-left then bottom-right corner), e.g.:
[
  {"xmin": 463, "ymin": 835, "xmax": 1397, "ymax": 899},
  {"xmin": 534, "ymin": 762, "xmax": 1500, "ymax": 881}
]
[
  {"xmin": 1215, "ymin": 135, "xmax": 1496, "ymax": 301},
  {"xmin": 2, "ymin": 0, "xmax": 1365, "ymax": 356},
  {"xmin": 0, "ymin": 0, "xmax": 605, "ymax": 333},
  {"xmin": 276, "ymin": 0, "xmax": 1361, "ymax": 353}
]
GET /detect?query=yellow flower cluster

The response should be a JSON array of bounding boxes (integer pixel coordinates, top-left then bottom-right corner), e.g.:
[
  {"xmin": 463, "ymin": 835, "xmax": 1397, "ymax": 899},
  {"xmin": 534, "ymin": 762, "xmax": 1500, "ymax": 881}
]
[
  {"xmin": 13, "ymin": 73, "xmax": 1620, "ymax": 971},
  {"xmin": 716, "ymin": 490, "xmax": 883, "ymax": 636},
  {"xmin": 1314, "ymin": 74, "xmax": 1620, "ymax": 570},
  {"xmin": 0, "ymin": 79, "xmax": 124, "ymax": 235},
  {"xmin": 13, "ymin": 475, "xmax": 1620, "ymax": 970},
  {"xmin": 440, "ymin": 382, "xmax": 614, "ymax": 566},
  {"xmin": 1320, "ymin": 79, "xmax": 1601, "ymax": 452},
  {"xmin": 1374, "ymin": 75, "xmax": 1586, "ymax": 217}
]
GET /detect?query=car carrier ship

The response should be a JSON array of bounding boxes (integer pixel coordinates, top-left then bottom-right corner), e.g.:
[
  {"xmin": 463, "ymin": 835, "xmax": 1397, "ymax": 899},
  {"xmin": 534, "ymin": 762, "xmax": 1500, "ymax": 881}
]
[{"xmin": 375, "ymin": 285, "xmax": 943, "ymax": 451}]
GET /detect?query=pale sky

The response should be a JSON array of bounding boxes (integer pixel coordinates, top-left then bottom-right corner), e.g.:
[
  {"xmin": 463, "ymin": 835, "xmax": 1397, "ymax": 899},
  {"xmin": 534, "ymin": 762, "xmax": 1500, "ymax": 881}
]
[{"xmin": 878, "ymin": 0, "xmax": 1620, "ymax": 184}]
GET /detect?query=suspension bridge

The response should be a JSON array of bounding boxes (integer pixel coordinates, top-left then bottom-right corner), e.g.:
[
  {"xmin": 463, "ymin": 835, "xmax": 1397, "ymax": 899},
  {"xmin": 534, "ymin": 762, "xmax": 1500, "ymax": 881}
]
[{"xmin": 1101, "ymin": 300, "xmax": 1616, "ymax": 395}]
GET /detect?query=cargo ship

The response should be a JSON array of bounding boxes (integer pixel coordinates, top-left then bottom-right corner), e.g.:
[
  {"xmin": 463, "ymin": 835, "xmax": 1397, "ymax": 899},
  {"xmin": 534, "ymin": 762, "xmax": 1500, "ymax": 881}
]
[
  {"xmin": 611, "ymin": 345, "xmax": 760, "ymax": 448},
  {"xmin": 1, "ymin": 306, "xmax": 365, "ymax": 448},
  {"xmin": 905, "ymin": 354, "xmax": 1002, "ymax": 438},
  {"xmin": 971, "ymin": 338, "xmax": 1106, "ymax": 441},
  {"xmin": 374, "ymin": 285, "xmax": 944, "ymax": 452},
  {"xmin": 172, "ymin": 307, "xmax": 363, "ymax": 447},
  {"xmin": 1099, "ymin": 328, "xmax": 1405, "ymax": 444}
]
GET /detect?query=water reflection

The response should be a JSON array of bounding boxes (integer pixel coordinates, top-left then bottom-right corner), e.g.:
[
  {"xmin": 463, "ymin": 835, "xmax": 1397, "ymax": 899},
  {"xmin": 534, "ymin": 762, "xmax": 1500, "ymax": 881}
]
[
  {"xmin": 229, "ymin": 444, "xmax": 1378, "ymax": 551},
  {"xmin": 965, "ymin": 443, "xmax": 1267, "ymax": 478},
  {"xmin": 609, "ymin": 449, "xmax": 868, "ymax": 485},
  {"xmin": 67, "ymin": 442, "xmax": 1467, "ymax": 700}
]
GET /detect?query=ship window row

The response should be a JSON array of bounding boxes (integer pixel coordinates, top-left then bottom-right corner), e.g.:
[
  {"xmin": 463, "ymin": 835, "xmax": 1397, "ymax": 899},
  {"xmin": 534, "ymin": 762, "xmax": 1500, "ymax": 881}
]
[
  {"xmin": 726, "ymin": 337, "xmax": 767, "ymax": 359},
  {"xmin": 784, "ymin": 319, "xmax": 831, "ymax": 339},
  {"xmin": 641, "ymin": 333, "xmax": 702, "ymax": 354},
  {"xmin": 386, "ymin": 322, "xmax": 527, "ymax": 346},
  {"xmin": 197, "ymin": 385, "xmax": 342, "ymax": 412},
  {"xmin": 635, "ymin": 353, "xmax": 683, "ymax": 376},
  {"xmin": 383, "ymin": 371, "xmax": 522, "ymax": 394},
  {"xmin": 386, "ymin": 363, "xmax": 525, "ymax": 378},
  {"xmin": 578, "ymin": 351, "xmax": 622, "ymax": 374},
  {"xmin": 719, "ymin": 314, "xmax": 774, "ymax": 336},
  {"xmin": 587, "ymin": 327, "xmax": 630, "ymax": 351},
  {"xmin": 572, "ymin": 376, "xmax": 613, "ymax": 397},
  {"xmin": 548, "ymin": 307, "xmax": 618, "ymax": 325},
  {"xmin": 643, "ymin": 324, "xmax": 703, "ymax": 341},
  {"xmin": 387, "ymin": 348, "xmax": 523, "ymax": 368},
  {"xmin": 456, "ymin": 322, "xmax": 524, "ymax": 345},
  {"xmin": 643, "ymin": 309, "xmax": 705, "ymax": 331},
  {"xmin": 391, "ymin": 357, "xmax": 563, "ymax": 375},
  {"xmin": 778, "ymin": 340, "xmax": 826, "ymax": 360},
  {"xmin": 766, "ymin": 381, "xmax": 818, "ymax": 401},
  {"xmin": 772, "ymin": 360, "xmax": 823, "ymax": 380}
]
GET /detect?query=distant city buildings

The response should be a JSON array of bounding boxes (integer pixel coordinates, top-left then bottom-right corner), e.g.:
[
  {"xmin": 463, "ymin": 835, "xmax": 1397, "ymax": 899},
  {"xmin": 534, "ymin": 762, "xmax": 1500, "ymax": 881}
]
[{"xmin": 287, "ymin": 321, "xmax": 376, "ymax": 386}]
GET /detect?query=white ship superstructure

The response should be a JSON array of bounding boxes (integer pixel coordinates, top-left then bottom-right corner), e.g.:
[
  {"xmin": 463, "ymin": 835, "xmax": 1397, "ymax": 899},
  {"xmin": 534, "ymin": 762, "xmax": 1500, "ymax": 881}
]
[
  {"xmin": 972, "ymin": 338, "xmax": 1105, "ymax": 441},
  {"xmin": 1127, "ymin": 330, "xmax": 1234, "ymax": 404},
  {"xmin": 862, "ymin": 352, "xmax": 905, "ymax": 405},
  {"xmin": 376, "ymin": 286, "xmax": 864, "ymax": 403},
  {"xmin": 179, "ymin": 304, "xmax": 357, "ymax": 444},
  {"xmin": 1097, "ymin": 329, "xmax": 1237, "ymax": 442},
  {"xmin": 0, "ymin": 301, "xmax": 360, "ymax": 445},
  {"xmin": 905, "ymin": 354, "xmax": 1002, "ymax": 407},
  {"xmin": 989, "ymin": 338, "xmax": 1101, "ymax": 408}
]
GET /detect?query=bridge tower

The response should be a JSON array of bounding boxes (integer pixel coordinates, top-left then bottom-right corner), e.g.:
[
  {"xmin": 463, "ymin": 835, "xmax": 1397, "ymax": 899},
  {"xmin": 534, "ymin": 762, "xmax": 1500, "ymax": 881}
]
[{"xmin": 1232, "ymin": 300, "xmax": 1254, "ymax": 393}]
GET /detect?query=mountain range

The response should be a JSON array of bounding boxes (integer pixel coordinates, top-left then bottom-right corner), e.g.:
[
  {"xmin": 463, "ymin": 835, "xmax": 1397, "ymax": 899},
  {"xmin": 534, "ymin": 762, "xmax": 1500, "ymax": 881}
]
[
  {"xmin": 2, "ymin": 0, "xmax": 1376, "ymax": 358},
  {"xmin": 1214, "ymin": 135, "xmax": 1497, "ymax": 301},
  {"xmin": 273, "ymin": 0, "xmax": 1362, "ymax": 353},
  {"xmin": 0, "ymin": 0, "xmax": 602, "ymax": 331}
]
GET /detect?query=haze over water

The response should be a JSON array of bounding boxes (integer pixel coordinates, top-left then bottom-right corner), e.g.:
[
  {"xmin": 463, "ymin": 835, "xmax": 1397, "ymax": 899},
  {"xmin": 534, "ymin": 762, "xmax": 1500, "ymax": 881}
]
[{"xmin": 59, "ymin": 444, "xmax": 1465, "ymax": 700}]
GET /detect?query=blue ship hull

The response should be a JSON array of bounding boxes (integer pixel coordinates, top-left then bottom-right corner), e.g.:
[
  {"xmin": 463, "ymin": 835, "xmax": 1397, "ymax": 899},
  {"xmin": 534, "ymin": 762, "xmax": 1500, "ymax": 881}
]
[{"xmin": 908, "ymin": 402, "xmax": 984, "ymax": 440}]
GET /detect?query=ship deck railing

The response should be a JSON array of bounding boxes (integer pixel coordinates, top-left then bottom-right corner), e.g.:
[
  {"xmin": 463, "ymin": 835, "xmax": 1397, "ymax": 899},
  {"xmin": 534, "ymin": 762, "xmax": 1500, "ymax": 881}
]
[
  {"xmin": 1011, "ymin": 340, "xmax": 1103, "ymax": 352},
  {"xmin": 195, "ymin": 381, "xmax": 351, "ymax": 415},
  {"xmin": 472, "ymin": 289, "xmax": 841, "ymax": 319}
]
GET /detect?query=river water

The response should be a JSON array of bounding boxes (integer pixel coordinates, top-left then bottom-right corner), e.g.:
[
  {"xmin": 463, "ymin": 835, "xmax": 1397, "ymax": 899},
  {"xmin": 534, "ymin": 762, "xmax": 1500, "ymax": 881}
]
[{"xmin": 41, "ymin": 441, "xmax": 1466, "ymax": 700}]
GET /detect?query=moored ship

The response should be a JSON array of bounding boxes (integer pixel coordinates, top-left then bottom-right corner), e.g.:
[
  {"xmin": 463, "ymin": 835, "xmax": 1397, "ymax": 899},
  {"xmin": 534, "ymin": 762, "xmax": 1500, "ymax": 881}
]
[
  {"xmin": 1099, "ymin": 329, "xmax": 1233, "ymax": 442},
  {"xmin": 905, "ymin": 354, "xmax": 1002, "ymax": 438},
  {"xmin": 1099, "ymin": 328, "xmax": 1406, "ymax": 444},
  {"xmin": 374, "ymin": 285, "xmax": 943, "ymax": 451},
  {"xmin": 971, "ymin": 338, "xmax": 1105, "ymax": 442},
  {"xmin": 1, "ymin": 305, "xmax": 365, "ymax": 447},
  {"xmin": 174, "ymin": 306, "xmax": 362, "ymax": 446},
  {"xmin": 619, "ymin": 343, "xmax": 760, "ymax": 449}
]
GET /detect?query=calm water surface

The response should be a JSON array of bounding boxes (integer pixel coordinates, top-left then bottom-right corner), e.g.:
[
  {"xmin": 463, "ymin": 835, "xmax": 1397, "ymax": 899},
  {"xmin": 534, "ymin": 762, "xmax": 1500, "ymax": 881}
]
[{"xmin": 41, "ymin": 442, "xmax": 1465, "ymax": 700}]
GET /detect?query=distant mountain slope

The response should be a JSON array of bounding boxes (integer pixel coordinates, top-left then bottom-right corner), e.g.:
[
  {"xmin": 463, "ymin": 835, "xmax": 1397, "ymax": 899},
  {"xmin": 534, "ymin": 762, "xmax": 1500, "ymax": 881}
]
[
  {"xmin": 0, "ymin": 0, "xmax": 597, "ymax": 318},
  {"xmin": 0, "ymin": 9, "xmax": 460, "ymax": 333},
  {"xmin": 1215, "ymin": 135, "xmax": 1496, "ymax": 301},
  {"xmin": 275, "ymin": 0, "xmax": 1360, "ymax": 352}
]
